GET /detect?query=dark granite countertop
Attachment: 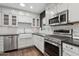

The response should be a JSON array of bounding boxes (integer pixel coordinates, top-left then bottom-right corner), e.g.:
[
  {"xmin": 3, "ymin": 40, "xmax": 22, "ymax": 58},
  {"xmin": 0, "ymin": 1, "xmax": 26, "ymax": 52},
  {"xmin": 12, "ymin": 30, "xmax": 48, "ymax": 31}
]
[
  {"xmin": 62, "ymin": 39, "xmax": 79, "ymax": 47},
  {"xmin": 32, "ymin": 33, "xmax": 79, "ymax": 46},
  {"xmin": 32, "ymin": 33, "xmax": 72, "ymax": 41},
  {"xmin": 32, "ymin": 33, "xmax": 45, "ymax": 37},
  {"xmin": 0, "ymin": 34, "xmax": 19, "ymax": 36}
]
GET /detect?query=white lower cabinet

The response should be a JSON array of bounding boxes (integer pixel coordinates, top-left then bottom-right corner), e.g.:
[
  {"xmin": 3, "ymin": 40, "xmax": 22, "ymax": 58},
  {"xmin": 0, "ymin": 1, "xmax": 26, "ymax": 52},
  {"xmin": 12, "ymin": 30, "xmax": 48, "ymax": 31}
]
[
  {"xmin": 18, "ymin": 34, "xmax": 33, "ymax": 49},
  {"xmin": 62, "ymin": 42, "xmax": 79, "ymax": 56},
  {"xmin": 33, "ymin": 35, "xmax": 44, "ymax": 53}
]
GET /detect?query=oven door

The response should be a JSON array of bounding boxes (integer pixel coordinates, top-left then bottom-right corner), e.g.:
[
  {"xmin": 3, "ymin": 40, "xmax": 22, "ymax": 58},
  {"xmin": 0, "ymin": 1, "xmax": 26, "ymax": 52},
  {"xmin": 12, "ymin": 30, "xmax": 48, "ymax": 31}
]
[{"xmin": 44, "ymin": 40, "xmax": 59, "ymax": 56}]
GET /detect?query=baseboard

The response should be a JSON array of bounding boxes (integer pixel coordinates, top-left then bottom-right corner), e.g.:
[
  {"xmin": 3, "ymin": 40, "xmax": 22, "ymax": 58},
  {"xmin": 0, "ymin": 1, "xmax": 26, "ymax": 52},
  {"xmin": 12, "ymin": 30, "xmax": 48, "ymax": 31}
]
[
  {"xmin": 18, "ymin": 45, "xmax": 35, "ymax": 50},
  {"xmin": 4, "ymin": 49, "xmax": 18, "ymax": 53},
  {"xmin": 4, "ymin": 45, "xmax": 35, "ymax": 53}
]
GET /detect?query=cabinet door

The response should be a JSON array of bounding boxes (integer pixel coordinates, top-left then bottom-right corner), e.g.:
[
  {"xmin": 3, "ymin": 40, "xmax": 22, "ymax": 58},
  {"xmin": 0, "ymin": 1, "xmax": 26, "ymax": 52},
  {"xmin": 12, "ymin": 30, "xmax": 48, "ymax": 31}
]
[
  {"xmin": 68, "ymin": 3, "xmax": 79, "ymax": 22},
  {"xmin": 11, "ymin": 15, "xmax": 18, "ymax": 27},
  {"xmin": 2, "ymin": 8, "xmax": 11, "ymax": 14},
  {"xmin": 32, "ymin": 18, "xmax": 36, "ymax": 27},
  {"xmin": 34, "ymin": 35, "xmax": 44, "ymax": 53},
  {"xmin": 38, "ymin": 36, "xmax": 44, "ymax": 53},
  {"xmin": 2, "ymin": 13, "xmax": 10, "ymax": 26},
  {"xmin": 57, "ymin": 3, "xmax": 68, "ymax": 13},
  {"xmin": 18, "ymin": 34, "xmax": 33, "ymax": 49},
  {"xmin": 37, "ymin": 19, "xmax": 40, "ymax": 27}
]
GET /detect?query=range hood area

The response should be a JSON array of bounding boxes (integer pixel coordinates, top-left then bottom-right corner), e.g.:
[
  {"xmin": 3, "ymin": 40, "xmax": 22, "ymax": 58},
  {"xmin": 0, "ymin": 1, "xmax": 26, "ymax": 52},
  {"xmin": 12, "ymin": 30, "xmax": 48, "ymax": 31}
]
[{"xmin": 0, "ymin": 3, "xmax": 79, "ymax": 56}]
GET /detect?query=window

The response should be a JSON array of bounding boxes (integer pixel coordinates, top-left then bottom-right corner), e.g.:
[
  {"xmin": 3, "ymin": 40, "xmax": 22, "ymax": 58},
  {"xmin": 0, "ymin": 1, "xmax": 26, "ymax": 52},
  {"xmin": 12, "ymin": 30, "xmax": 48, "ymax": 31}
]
[
  {"xmin": 4, "ymin": 15, "xmax": 9, "ymax": 25},
  {"xmin": 12, "ymin": 16, "xmax": 16, "ymax": 25}
]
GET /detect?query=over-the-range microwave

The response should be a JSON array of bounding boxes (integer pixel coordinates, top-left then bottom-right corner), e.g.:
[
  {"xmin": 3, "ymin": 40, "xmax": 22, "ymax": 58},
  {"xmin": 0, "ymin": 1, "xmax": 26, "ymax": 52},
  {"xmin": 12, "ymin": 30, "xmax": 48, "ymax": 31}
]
[
  {"xmin": 49, "ymin": 10, "xmax": 68, "ymax": 25},
  {"xmin": 49, "ymin": 15, "xmax": 59, "ymax": 25}
]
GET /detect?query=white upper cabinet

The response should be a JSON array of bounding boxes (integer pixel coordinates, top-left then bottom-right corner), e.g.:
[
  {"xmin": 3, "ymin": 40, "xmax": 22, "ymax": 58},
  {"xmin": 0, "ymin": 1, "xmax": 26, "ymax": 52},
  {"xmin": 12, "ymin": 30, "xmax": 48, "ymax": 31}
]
[
  {"xmin": 46, "ymin": 4, "xmax": 57, "ymax": 19},
  {"xmin": 68, "ymin": 3, "xmax": 79, "ymax": 22},
  {"xmin": 37, "ymin": 19, "xmax": 40, "ymax": 27},
  {"xmin": 1, "ymin": 8, "xmax": 18, "ymax": 27},
  {"xmin": 57, "ymin": 3, "xmax": 68, "ymax": 13},
  {"xmin": 2, "ymin": 13, "xmax": 10, "ymax": 26},
  {"xmin": 32, "ymin": 18, "xmax": 36, "ymax": 27},
  {"xmin": 11, "ymin": 14, "xmax": 18, "ymax": 27},
  {"xmin": 2, "ymin": 8, "xmax": 11, "ymax": 14},
  {"xmin": 46, "ymin": 6, "xmax": 57, "ymax": 19},
  {"xmin": 32, "ymin": 17, "xmax": 40, "ymax": 27}
]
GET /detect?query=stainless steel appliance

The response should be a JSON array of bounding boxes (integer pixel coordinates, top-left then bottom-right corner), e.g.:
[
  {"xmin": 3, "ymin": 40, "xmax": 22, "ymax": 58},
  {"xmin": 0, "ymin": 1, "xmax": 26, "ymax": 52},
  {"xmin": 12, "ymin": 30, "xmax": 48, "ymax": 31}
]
[
  {"xmin": 60, "ymin": 10, "xmax": 68, "ymax": 24},
  {"xmin": 4, "ymin": 35, "xmax": 18, "ymax": 52},
  {"xmin": 44, "ymin": 29, "xmax": 73, "ymax": 56},
  {"xmin": 49, "ymin": 15, "xmax": 59, "ymax": 25},
  {"xmin": 53, "ymin": 29, "xmax": 73, "ymax": 37},
  {"xmin": 45, "ymin": 39, "xmax": 60, "ymax": 56},
  {"xmin": 49, "ymin": 10, "xmax": 68, "ymax": 25}
]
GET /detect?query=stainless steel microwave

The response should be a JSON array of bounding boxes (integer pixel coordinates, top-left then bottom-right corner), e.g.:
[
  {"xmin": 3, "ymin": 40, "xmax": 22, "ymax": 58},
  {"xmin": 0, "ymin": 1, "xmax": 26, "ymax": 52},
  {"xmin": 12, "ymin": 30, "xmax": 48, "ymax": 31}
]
[
  {"xmin": 49, "ymin": 10, "xmax": 68, "ymax": 25},
  {"xmin": 60, "ymin": 10, "xmax": 68, "ymax": 24},
  {"xmin": 49, "ymin": 15, "xmax": 59, "ymax": 25}
]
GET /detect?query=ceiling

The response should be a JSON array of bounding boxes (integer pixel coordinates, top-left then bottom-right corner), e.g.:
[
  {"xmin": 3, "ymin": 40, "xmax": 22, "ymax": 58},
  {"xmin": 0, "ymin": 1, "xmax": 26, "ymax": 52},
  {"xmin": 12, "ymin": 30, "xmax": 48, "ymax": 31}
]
[{"xmin": 0, "ymin": 3, "xmax": 49, "ymax": 14}]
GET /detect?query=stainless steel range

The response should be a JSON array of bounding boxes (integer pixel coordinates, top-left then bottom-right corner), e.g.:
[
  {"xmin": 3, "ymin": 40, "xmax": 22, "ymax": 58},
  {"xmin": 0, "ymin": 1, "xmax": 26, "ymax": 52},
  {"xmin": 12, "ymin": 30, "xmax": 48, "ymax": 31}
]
[{"xmin": 44, "ymin": 29, "xmax": 73, "ymax": 56}]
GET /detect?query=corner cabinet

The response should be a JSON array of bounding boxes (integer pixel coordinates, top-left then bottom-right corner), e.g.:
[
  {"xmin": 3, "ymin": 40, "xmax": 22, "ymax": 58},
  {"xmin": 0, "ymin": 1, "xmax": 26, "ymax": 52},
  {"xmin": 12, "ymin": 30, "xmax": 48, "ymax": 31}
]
[
  {"xmin": 68, "ymin": 3, "xmax": 79, "ymax": 23},
  {"xmin": 33, "ymin": 35, "xmax": 44, "ymax": 53}
]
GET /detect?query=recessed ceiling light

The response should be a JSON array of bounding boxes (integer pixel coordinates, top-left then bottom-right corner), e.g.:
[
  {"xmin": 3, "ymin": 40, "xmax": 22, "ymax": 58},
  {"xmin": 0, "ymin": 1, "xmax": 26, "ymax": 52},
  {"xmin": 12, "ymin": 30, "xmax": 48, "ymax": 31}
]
[
  {"xmin": 30, "ymin": 6, "xmax": 33, "ymax": 9},
  {"xmin": 20, "ymin": 3, "xmax": 25, "ymax": 7}
]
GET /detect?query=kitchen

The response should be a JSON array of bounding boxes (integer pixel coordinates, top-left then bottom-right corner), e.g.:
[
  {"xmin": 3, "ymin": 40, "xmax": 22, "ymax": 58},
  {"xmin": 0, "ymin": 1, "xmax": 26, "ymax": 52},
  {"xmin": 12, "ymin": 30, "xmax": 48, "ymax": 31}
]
[{"xmin": 0, "ymin": 3, "xmax": 79, "ymax": 56}]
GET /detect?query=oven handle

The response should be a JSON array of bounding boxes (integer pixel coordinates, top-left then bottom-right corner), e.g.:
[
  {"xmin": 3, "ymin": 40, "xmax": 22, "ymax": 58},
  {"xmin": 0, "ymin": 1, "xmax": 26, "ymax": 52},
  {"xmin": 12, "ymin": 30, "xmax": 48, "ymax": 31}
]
[{"xmin": 45, "ymin": 39, "xmax": 61, "ymax": 47}]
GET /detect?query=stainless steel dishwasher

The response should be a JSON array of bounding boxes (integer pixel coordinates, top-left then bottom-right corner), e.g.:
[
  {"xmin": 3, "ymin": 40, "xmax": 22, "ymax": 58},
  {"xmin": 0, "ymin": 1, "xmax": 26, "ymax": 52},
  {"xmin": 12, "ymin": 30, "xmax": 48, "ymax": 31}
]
[{"xmin": 4, "ymin": 35, "xmax": 18, "ymax": 52}]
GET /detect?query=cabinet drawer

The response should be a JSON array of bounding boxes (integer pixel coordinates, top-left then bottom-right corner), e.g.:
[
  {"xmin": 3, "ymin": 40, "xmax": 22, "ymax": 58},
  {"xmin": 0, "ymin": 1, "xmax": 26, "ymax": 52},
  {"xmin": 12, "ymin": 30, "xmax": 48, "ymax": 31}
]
[
  {"xmin": 63, "ymin": 49, "xmax": 79, "ymax": 56},
  {"xmin": 63, "ymin": 43, "xmax": 79, "ymax": 54}
]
